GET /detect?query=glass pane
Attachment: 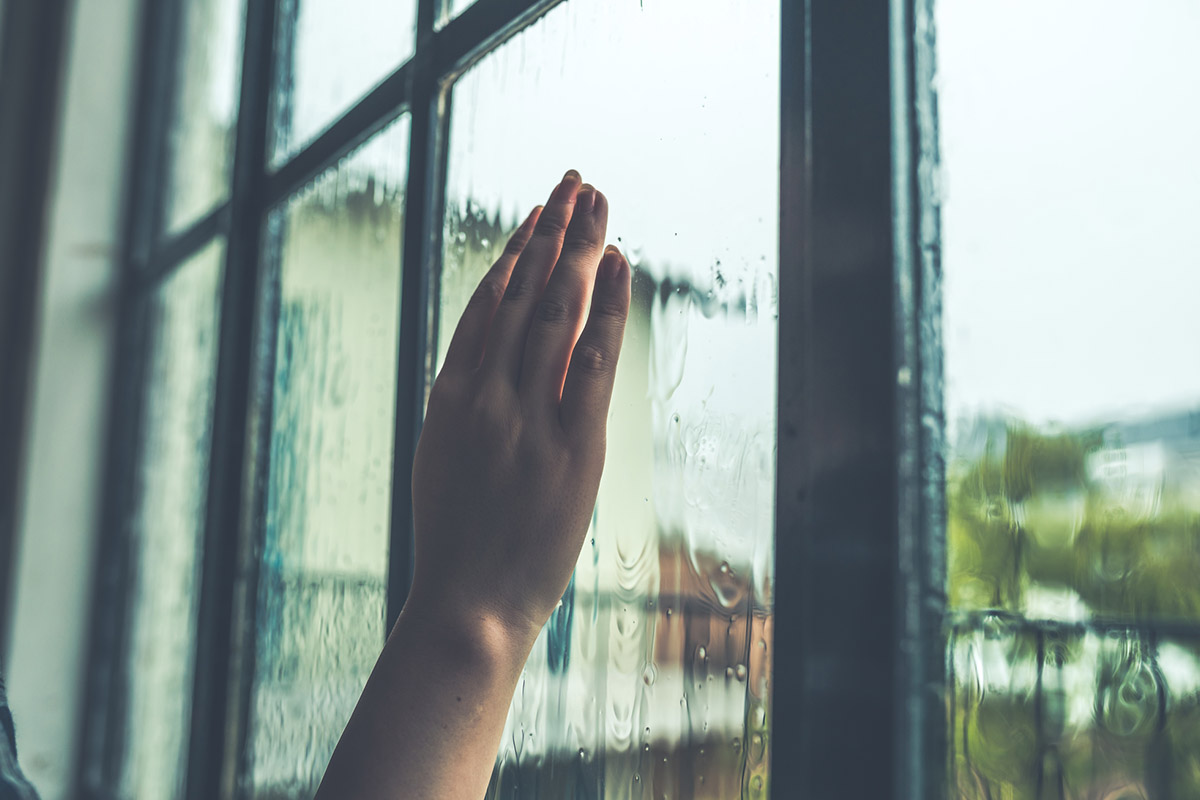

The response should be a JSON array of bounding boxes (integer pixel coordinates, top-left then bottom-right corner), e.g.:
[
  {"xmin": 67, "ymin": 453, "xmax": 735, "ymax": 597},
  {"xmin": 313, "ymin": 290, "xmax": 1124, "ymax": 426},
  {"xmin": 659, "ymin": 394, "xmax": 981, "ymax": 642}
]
[
  {"xmin": 436, "ymin": 0, "xmax": 477, "ymax": 30},
  {"xmin": 437, "ymin": 3, "xmax": 779, "ymax": 797},
  {"xmin": 245, "ymin": 115, "xmax": 409, "ymax": 797},
  {"xmin": 269, "ymin": 0, "xmax": 418, "ymax": 167},
  {"xmin": 949, "ymin": 619, "xmax": 1200, "ymax": 798},
  {"xmin": 119, "ymin": 240, "xmax": 224, "ymax": 799},
  {"xmin": 935, "ymin": 0, "xmax": 1200, "ymax": 795},
  {"xmin": 163, "ymin": 0, "xmax": 246, "ymax": 234}
]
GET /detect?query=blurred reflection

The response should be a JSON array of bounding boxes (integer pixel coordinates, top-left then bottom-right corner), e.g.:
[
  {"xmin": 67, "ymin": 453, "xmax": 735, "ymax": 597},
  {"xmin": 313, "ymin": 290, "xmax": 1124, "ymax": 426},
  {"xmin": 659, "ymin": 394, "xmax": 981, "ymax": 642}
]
[{"xmin": 438, "ymin": 2, "xmax": 779, "ymax": 798}]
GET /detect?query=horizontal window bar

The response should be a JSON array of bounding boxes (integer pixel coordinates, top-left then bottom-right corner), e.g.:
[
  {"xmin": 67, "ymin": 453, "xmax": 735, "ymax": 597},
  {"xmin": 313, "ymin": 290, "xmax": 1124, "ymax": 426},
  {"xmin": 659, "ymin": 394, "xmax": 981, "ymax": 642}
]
[
  {"xmin": 262, "ymin": 0, "xmax": 565, "ymax": 210},
  {"xmin": 136, "ymin": 203, "xmax": 229, "ymax": 292},
  {"xmin": 264, "ymin": 63, "xmax": 412, "ymax": 207},
  {"xmin": 948, "ymin": 610, "xmax": 1200, "ymax": 639},
  {"xmin": 432, "ymin": 0, "xmax": 563, "ymax": 82}
]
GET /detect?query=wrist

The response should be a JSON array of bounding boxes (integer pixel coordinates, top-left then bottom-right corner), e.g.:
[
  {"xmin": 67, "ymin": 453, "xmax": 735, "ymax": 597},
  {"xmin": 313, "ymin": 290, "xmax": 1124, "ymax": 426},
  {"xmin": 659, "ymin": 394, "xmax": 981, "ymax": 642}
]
[{"xmin": 392, "ymin": 587, "xmax": 543, "ymax": 676}]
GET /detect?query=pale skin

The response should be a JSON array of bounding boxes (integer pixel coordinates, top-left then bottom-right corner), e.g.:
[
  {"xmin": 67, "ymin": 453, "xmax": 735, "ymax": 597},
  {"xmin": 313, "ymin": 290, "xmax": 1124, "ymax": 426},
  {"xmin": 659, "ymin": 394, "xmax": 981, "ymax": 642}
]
[{"xmin": 314, "ymin": 170, "xmax": 631, "ymax": 800}]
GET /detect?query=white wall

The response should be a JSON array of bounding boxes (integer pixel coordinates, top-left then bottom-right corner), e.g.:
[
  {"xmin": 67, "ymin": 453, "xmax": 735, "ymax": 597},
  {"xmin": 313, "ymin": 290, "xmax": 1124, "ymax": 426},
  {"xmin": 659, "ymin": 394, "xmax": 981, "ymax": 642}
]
[{"xmin": 5, "ymin": 0, "xmax": 138, "ymax": 795}]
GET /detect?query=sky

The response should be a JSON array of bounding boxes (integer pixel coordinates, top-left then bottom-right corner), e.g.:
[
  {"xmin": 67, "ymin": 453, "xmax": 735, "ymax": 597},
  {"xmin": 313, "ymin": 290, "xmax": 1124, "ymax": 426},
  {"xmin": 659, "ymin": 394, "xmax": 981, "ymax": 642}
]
[{"xmin": 937, "ymin": 0, "xmax": 1200, "ymax": 428}]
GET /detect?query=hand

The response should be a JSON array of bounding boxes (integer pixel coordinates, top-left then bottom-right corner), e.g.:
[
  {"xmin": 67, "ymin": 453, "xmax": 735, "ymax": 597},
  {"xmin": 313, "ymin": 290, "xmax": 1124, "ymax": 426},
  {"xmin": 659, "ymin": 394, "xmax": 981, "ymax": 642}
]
[
  {"xmin": 409, "ymin": 169, "xmax": 631, "ymax": 641},
  {"xmin": 315, "ymin": 170, "xmax": 629, "ymax": 800}
]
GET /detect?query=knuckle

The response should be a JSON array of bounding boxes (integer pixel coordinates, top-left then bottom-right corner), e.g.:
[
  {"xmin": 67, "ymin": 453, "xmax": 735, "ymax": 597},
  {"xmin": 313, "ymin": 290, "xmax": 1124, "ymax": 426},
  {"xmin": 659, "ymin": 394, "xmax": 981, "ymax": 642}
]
[
  {"xmin": 534, "ymin": 214, "xmax": 570, "ymax": 238},
  {"xmin": 470, "ymin": 275, "xmax": 507, "ymax": 308},
  {"xmin": 503, "ymin": 234, "xmax": 528, "ymax": 258},
  {"xmin": 573, "ymin": 343, "xmax": 611, "ymax": 376},
  {"xmin": 501, "ymin": 273, "xmax": 539, "ymax": 303},
  {"xmin": 592, "ymin": 298, "xmax": 629, "ymax": 322},
  {"xmin": 559, "ymin": 235, "xmax": 598, "ymax": 261},
  {"xmin": 534, "ymin": 296, "xmax": 574, "ymax": 325}
]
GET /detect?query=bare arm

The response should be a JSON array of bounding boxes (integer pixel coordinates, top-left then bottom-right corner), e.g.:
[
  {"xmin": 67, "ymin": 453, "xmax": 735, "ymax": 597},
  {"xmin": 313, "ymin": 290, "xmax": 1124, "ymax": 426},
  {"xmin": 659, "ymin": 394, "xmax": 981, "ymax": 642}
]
[{"xmin": 314, "ymin": 170, "xmax": 631, "ymax": 800}]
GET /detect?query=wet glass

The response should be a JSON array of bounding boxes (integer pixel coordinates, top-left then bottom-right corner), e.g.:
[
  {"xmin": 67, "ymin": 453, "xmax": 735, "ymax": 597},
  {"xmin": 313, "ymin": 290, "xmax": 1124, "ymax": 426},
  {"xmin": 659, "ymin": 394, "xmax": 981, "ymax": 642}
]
[
  {"xmin": 436, "ymin": 2, "xmax": 779, "ymax": 797},
  {"xmin": 933, "ymin": 0, "xmax": 1200, "ymax": 794},
  {"xmin": 162, "ymin": 0, "xmax": 246, "ymax": 234},
  {"xmin": 119, "ymin": 241, "xmax": 224, "ymax": 799},
  {"xmin": 244, "ymin": 115, "xmax": 409, "ymax": 796},
  {"xmin": 269, "ymin": 0, "xmax": 418, "ymax": 167}
]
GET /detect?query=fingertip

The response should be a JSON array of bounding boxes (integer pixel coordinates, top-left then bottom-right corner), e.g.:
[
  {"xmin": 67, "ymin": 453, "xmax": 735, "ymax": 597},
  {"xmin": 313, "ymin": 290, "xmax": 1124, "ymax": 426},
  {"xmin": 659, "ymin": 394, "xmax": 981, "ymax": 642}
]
[{"xmin": 598, "ymin": 247, "xmax": 628, "ymax": 281}]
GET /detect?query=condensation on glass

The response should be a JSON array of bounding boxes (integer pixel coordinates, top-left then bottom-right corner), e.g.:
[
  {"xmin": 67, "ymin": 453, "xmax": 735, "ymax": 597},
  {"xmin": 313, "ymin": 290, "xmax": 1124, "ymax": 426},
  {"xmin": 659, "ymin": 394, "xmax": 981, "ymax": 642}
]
[
  {"xmin": 932, "ymin": 1, "xmax": 1200, "ymax": 795},
  {"xmin": 162, "ymin": 0, "xmax": 246, "ymax": 234},
  {"xmin": 269, "ymin": 0, "xmax": 417, "ymax": 167},
  {"xmin": 243, "ymin": 115, "xmax": 409, "ymax": 796},
  {"xmin": 118, "ymin": 241, "xmax": 224, "ymax": 799},
  {"xmin": 437, "ymin": 2, "xmax": 780, "ymax": 797}
]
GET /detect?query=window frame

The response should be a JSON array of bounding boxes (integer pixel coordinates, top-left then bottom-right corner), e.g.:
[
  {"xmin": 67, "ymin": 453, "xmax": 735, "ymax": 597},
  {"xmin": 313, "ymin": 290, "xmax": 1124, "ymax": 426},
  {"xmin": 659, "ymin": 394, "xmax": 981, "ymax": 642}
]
[{"xmin": 76, "ymin": 0, "xmax": 946, "ymax": 798}]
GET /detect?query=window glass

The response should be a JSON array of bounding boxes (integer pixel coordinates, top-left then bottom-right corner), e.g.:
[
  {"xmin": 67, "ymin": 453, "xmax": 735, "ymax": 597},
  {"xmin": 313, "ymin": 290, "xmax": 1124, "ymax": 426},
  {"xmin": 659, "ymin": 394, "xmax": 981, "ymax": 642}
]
[
  {"xmin": 162, "ymin": 0, "xmax": 246, "ymax": 234},
  {"xmin": 244, "ymin": 115, "xmax": 409, "ymax": 796},
  {"xmin": 269, "ymin": 0, "xmax": 418, "ymax": 167},
  {"xmin": 935, "ymin": 1, "xmax": 1200, "ymax": 795},
  {"xmin": 436, "ymin": 0, "xmax": 477, "ymax": 30},
  {"xmin": 438, "ymin": 2, "xmax": 779, "ymax": 796},
  {"xmin": 119, "ymin": 240, "xmax": 224, "ymax": 799}
]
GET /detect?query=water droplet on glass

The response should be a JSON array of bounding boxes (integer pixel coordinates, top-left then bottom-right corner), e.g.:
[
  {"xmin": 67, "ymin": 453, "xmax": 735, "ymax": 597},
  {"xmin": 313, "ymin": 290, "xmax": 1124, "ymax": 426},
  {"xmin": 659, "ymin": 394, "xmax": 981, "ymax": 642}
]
[
  {"xmin": 642, "ymin": 663, "xmax": 658, "ymax": 686},
  {"xmin": 735, "ymin": 664, "xmax": 748, "ymax": 681}
]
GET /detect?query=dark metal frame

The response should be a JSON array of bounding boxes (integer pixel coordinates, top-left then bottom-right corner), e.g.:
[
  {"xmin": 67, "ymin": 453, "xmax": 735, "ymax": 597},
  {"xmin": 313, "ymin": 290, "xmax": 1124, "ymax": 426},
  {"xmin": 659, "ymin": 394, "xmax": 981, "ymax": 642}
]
[{"xmin": 73, "ymin": 0, "xmax": 945, "ymax": 797}]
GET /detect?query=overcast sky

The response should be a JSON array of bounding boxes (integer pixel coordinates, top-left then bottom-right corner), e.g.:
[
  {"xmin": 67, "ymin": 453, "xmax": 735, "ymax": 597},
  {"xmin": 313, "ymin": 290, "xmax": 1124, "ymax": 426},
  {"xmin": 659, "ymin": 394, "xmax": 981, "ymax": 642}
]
[{"xmin": 938, "ymin": 0, "xmax": 1200, "ymax": 429}]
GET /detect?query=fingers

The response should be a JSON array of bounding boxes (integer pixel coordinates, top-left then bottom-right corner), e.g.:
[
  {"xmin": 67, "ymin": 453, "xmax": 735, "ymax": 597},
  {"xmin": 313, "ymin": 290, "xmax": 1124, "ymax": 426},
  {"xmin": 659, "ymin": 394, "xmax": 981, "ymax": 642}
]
[
  {"xmin": 441, "ymin": 205, "xmax": 542, "ymax": 372},
  {"xmin": 480, "ymin": 170, "xmax": 583, "ymax": 383},
  {"xmin": 518, "ymin": 184, "xmax": 609, "ymax": 407},
  {"xmin": 559, "ymin": 246, "xmax": 631, "ymax": 441}
]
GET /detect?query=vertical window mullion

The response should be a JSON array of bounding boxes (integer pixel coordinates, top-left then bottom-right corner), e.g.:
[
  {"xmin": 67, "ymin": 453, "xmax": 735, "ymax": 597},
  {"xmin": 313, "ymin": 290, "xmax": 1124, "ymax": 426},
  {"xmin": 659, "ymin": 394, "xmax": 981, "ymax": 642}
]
[
  {"xmin": 772, "ymin": 0, "xmax": 903, "ymax": 797},
  {"xmin": 185, "ymin": 0, "xmax": 277, "ymax": 797},
  {"xmin": 386, "ymin": 0, "xmax": 443, "ymax": 633},
  {"xmin": 129, "ymin": 0, "xmax": 185, "ymax": 267},
  {"xmin": 891, "ymin": 0, "xmax": 948, "ymax": 796}
]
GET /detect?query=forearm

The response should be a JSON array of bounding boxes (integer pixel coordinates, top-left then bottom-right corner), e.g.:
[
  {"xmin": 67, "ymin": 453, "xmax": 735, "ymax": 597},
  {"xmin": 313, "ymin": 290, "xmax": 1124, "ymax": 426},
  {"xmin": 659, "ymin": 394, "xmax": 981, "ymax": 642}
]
[{"xmin": 314, "ymin": 596, "xmax": 539, "ymax": 800}]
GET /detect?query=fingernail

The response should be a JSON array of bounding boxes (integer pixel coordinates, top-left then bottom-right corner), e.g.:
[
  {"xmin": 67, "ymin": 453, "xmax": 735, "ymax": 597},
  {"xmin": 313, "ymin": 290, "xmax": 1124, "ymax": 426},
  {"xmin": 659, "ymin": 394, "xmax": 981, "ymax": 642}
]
[
  {"xmin": 598, "ymin": 248, "xmax": 624, "ymax": 280},
  {"xmin": 562, "ymin": 169, "xmax": 581, "ymax": 184},
  {"xmin": 577, "ymin": 184, "xmax": 596, "ymax": 212}
]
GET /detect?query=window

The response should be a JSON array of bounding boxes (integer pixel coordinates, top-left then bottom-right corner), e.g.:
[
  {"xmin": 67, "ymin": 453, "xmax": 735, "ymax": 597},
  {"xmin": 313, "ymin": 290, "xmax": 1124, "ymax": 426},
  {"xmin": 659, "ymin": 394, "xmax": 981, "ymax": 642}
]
[
  {"xmin": 935, "ymin": 1, "xmax": 1200, "ymax": 797},
  {"xmin": 81, "ymin": 1, "xmax": 791, "ymax": 798},
  {"xmin": 73, "ymin": 0, "xmax": 1196, "ymax": 798}
]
